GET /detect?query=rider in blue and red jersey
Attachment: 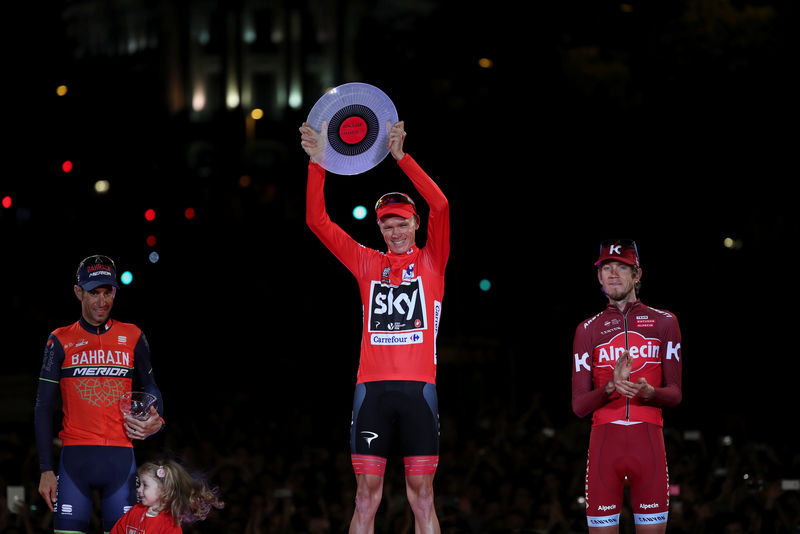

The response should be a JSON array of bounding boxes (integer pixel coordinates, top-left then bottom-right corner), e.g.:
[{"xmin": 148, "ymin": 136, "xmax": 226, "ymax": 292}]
[
  {"xmin": 35, "ymin": 255, "xmax": 166, "ymax": 533},
  {"xmin": 572, "ymin": 240, "xmax": 682, "ymax": 534},
  {"xmin": 301, "ymin": 119, "xmax": 448, "ymax": 534}
]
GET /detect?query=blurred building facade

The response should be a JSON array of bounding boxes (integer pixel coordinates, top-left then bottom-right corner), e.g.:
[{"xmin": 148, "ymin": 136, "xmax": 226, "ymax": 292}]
[{"xmin": 61, "ymin": 0, "xmax": 367, "ymax": 124}]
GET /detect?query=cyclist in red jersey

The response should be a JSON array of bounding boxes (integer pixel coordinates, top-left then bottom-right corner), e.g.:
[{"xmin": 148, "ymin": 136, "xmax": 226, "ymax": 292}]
[
  {"xmin": 35, "ymin": 255, "xmax": 166, "ymax": 533},
  {"xmin": 301, "ymin": 120, "xmax": 448, "ymax": 534},
  {"xmin": 572, "ymin": 240, "xmax": 682, "ymax": 534}
]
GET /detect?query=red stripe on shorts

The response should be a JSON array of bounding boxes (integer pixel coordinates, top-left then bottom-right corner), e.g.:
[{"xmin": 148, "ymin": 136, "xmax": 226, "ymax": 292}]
[
  {"xmin": 351, "ymin": 454, "xmax": 387, "ymax": 476},
  {"xmin": 404, "ymin": 455, "xmax": 439, "ymax": 476}
]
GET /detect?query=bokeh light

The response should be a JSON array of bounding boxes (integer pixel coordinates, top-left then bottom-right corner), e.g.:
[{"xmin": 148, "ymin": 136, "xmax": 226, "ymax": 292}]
[{"xmin": 94, "ymin": 180, "xmax": 110, "ymax": 194}]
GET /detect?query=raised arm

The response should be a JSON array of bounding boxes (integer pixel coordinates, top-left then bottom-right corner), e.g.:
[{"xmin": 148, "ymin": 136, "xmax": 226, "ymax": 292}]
[{"xmin": 388, "ymin": 121, "xmax": 450, "ymax": 270}]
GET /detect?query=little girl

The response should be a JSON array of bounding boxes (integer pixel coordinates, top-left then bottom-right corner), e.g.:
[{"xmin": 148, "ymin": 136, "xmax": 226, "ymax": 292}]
[{"xmin": 111, "ymin": 459, "xmax": 224, "ymax": 533}]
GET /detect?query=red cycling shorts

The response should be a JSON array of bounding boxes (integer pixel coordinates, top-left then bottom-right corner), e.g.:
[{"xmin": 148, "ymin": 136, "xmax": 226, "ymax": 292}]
[{"xmin": 584, "ymin": 422, "xmax": 669, "ymax": 527}]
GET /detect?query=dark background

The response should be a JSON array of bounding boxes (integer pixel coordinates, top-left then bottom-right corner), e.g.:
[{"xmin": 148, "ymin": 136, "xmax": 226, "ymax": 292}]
[{"xmin": 1, "ymin": 0, "xmax": 798, "ymax": 531}]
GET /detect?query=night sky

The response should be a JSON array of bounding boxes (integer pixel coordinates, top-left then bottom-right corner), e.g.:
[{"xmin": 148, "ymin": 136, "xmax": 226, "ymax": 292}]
[{"xmin": 3, "ymin": 0, "xmax": 798, "ymax": 445}]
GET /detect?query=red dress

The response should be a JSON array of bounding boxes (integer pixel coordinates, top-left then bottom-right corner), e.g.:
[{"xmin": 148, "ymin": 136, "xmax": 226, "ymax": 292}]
[{"xmin": 110, "ymin": 504, "xmax": 181, "ymax": 534}]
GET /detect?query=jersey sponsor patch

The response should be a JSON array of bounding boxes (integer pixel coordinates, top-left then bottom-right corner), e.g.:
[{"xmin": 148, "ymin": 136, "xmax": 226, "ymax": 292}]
[
  {"xmin": 370, "ymin": 332, "xmax": 424, "ymax": 346},
  {"xmin": 594, "ymin": 331, "xmax": 663, "ymax": 372},
  {"xmin": 68, "ymin": 349, "xmax": 131, "ymax": 367},
  {"xmin": 66, "ymin": 367, "xmax": 132, "ymax": 377},
  {"xmin": 635, "ymin": 315, "xmax": 656, "ymax": 328},
  {"xmin": 368, "ymin": 279, "xmax": 427, "ymax": 341},
  {"xmin": 63, "ymin": 348, "xmax": 134, "ymax": 378}
]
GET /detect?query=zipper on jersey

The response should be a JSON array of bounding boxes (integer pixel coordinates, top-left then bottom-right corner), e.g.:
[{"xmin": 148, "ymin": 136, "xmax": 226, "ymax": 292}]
[{"xmin": 622, "ymin": 307, "xmax": 631, "ymax": 421}]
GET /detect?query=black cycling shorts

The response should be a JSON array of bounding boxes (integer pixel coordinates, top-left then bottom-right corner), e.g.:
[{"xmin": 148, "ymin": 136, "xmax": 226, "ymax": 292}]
[
  {"xmin": 54, "ymin": 445, "xmax": 137, "ymax": 532},
  {"xmin": 350, "ymin": 380, "xmax": 439, "ymax": 476}
]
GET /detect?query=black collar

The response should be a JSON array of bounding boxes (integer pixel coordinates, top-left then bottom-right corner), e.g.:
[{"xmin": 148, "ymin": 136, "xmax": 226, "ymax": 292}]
[{"xmin": 78, "ymin": 316, "xmax": 113, "ymax": 334}]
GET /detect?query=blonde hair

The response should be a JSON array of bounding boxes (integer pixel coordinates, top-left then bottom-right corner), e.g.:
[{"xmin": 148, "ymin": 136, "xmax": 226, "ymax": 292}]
[{"xmin": 139, "ymin": 459, "xmax": 224, "ymax": 525}]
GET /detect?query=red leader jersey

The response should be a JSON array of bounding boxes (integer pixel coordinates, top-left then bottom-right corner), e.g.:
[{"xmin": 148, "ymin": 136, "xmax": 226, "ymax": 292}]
[
  {"xmin": 110, "ymin": 504, "xmax": 181, "ymax": 534},
  {"xmin": 572, "ymin": 300, "xmax": 682, "ymax": 426},
  {"xmin": 306, "ymin": 154, "xmax": 449, "ymax": 384}
]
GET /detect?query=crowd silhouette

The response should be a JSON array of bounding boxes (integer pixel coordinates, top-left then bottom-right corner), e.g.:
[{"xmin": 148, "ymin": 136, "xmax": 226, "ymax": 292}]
[{"xmin": 2, "ymin": 382, "xmax": 798, "ymax": 534}]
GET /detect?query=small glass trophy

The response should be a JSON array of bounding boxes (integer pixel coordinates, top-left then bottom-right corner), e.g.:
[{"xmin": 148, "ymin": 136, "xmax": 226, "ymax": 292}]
[{"xmin": 119, "ymin": 391, "xmax": 157, "ymax": 421}]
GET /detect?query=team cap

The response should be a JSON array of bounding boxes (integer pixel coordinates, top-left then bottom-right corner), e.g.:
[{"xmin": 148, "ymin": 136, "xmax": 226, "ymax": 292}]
[
  {"xmin": 595, "ymin": 239, "xmax": 640, "ymax": 267},
  {"xmin": 375, "ymin": 192, "xmax": 417, "ymax": 220},
  {"xmin": 76, "ymin": 255, "xmax": 119, "ymax": 290}
]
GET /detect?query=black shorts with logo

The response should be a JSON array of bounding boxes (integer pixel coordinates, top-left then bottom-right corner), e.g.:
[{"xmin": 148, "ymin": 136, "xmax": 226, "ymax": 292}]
[{"xmin": 350, "ymin": 380, "xmax": 439, "ymax": 474}]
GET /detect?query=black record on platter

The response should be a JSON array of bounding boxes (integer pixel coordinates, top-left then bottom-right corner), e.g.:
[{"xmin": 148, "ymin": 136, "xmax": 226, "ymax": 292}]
[{"xmin": 327, "ymin": 104, "xmax": 380, "ymax": 156}]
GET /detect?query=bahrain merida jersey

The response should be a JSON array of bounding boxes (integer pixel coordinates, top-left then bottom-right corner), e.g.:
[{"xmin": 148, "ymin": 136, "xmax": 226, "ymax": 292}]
[
  {"xmin": 306, "ymin": 154, "xmax": 449, "ymax": 385},
  {"xmin": 35, "ymin": 317, "xmax": 163, "ymax": 471},
  {"xmin": 572, "ymin": 300, "xmax": 682, "ymax": 427}
]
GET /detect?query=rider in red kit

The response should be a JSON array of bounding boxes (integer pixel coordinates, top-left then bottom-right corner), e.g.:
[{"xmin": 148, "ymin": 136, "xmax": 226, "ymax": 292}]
[
  {"xmin": 572, "ymin": 240, "xmax": 682, "ymax": 534},
  {"xmin": 301, "ymin": 119, "xmax": 448, "ymax": 534}
]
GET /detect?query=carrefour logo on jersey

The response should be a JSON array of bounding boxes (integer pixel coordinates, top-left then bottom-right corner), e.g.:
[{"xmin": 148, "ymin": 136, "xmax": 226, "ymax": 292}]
[
  {"xmin": 368, "ymin": 279, "xmax": 427, "ymax": 342},
  {"xmin": 371, "ymin": 332, "xmax": 424, "ymax": 345}
]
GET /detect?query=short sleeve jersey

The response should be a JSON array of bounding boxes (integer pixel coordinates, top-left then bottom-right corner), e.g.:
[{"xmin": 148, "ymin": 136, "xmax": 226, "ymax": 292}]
[
  {"xmin": 306, "ymin": 155, "xmax": 449, "ymax": 384},
  {"xmin": 572, "ymin": 300, "xmax": 682, "ymax": 426}
]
